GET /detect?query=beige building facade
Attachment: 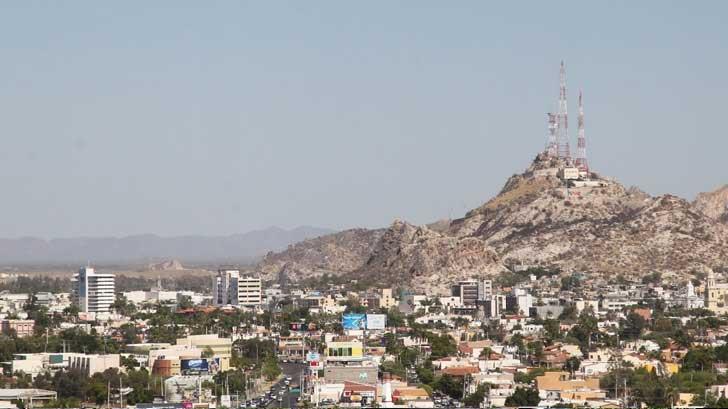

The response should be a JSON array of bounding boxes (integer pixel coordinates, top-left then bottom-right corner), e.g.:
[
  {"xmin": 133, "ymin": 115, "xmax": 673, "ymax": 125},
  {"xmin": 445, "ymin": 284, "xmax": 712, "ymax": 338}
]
[{"xmin": 705, "ymin": 271, "xmax": 728, "ymax": 314}]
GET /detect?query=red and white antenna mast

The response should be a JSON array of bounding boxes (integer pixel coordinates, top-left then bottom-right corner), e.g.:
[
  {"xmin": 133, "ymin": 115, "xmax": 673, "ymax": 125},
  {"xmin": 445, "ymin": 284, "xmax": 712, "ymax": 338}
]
[
  {"xmin": 557, "ymin": 61, "xmax": 571, "ymax": 161},
  {"xmin": 575, "ymin": 88, "xmax": 589, "ymax": 174}
]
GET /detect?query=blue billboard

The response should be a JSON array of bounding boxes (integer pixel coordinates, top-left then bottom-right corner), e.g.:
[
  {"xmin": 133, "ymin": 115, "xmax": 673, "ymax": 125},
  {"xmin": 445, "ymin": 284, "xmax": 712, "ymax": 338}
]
[
  {"xmin": 180, "ymin": 357, "xmax": 220, "ymax": 374},
  {"xmin": 342, "ymin": 314, "xmax": 366, "ymax": 330},
  {"xmin": 181, "ymin": 358, "xmax": 209, "ymax": 372}
]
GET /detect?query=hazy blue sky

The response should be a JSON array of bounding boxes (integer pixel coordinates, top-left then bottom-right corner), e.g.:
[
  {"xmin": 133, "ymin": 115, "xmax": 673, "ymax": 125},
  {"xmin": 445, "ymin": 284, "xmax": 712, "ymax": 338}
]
[{"xmin": 1, "ymin": 2, "xmax": 726, "ymax": 238}]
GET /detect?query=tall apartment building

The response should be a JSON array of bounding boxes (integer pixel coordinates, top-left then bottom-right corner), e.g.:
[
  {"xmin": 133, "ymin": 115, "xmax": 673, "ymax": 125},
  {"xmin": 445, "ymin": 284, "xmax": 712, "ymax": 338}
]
[
  {"xmin": 452, "ymin": 280, "xmax": 479, "ymax": 306},
  {"xmin": 506, "ymin": 287, "xmax": 533, "ymax": 316},
  {"xmin": 482, "ymin": 295, "xmax": 507, "ymax": 318},
  {"xmin": 478, "ymin": 280, "xmax": 493, "ymax": 300},
  {"xmin": 452, "ymin": 280, "xmax": 493, "ymax": 307},
  {"xmin": 72, "ymin": 267, "xmax": 115, "ymax": 313},
  {"xmin": 212, "ymin": 269, "xmax": 262, "ymax": 307}
]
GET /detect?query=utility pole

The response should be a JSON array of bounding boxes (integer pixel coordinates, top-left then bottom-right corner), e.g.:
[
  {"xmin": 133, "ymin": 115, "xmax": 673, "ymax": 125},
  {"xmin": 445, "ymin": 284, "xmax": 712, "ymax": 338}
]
[{"xmin": 462, "ymin": 375, "xmax": 467, "ymax": 400}]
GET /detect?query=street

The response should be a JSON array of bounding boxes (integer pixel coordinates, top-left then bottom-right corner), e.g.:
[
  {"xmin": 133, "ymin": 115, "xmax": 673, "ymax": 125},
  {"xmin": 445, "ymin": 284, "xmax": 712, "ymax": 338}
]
[{"xmin": 256, "ymin": 362, "xmax": 303, "ymax": 409}]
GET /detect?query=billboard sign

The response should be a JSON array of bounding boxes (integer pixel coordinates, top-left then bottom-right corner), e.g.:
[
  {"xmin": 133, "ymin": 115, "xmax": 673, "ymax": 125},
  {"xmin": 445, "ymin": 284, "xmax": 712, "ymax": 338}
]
[
  {"xmin": 289, "ymin": 322, "xmax": 307, "ymax": 331},
  {"xmin": 365, "ymin": 314, "xmax": 386, "ymax": 330},
  {"xmin": 290, "ymin": 322, "xmax": 318, "ymax": 332},
  {"xmin": 342, "ymin": 314, "xmax": 366, "ymax": 330},
  {"xmin": 181, "ymin": 358, "xmax": 220, "ymax": 374},
  {"xmin": 181, "ymin": 358, "xmax": 209, "ymax": 373}
]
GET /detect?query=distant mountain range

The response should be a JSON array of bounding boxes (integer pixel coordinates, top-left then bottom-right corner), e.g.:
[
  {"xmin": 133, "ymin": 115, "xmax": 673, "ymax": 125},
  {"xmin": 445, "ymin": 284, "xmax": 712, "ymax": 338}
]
[{"xmin": 0, "ymin": 226, "xmax": 335, "ymax": 266}]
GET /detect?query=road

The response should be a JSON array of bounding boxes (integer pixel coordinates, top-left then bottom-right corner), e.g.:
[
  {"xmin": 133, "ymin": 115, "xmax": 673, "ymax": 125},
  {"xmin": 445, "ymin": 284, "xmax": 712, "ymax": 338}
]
[{"xmin": 263, "ymin": 362, "xmax": 303, "ymax": 409}]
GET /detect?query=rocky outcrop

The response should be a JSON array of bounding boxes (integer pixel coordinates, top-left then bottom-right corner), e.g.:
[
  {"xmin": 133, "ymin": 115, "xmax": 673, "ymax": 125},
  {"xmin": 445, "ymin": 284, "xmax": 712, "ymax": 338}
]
[
  {"xmin": 147, "ymin": 259, "xmax": 185, "ymax": 271},
  {"xmin": 355, "ymin": 220, "xmax": 505, "ymax": 293},
  {"xmin": 694, "ymin": 185, "xmax": 728, "ymax": 223},
  {"xmin": 258, "ymin": 228, "xmax": 385, "ymax": 281},
  {"xmin": 258, "ymin": 153, "xmax": 728, "ymax": 290}
]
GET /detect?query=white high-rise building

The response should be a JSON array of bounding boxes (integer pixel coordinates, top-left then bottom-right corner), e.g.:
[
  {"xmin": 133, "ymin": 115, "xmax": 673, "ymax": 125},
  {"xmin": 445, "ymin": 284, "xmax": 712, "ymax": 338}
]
[
  {"xmin": 213, "ymin": 269, "xmax": 262, "ymax": 307},
  {"xmin": 72, "ymin": 267, "xmax": 115, "ymax": 313},
  {"xmin": 478, "ymin": 280, "xmax": 493, "ymax": 300}
]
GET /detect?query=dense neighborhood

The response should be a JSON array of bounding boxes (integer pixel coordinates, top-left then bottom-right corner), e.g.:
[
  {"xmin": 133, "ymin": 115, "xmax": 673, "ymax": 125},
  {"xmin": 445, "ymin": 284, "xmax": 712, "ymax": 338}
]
[{"xmin": 0, "ymin": 264, "xmax": 726, "ymax": 408}]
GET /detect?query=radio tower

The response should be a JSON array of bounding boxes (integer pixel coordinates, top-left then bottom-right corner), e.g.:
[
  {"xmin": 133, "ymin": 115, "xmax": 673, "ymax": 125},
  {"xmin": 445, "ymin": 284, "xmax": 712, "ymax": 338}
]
[
  {"xmin": 575, "ymin": 88, "xmax": 589, "ymax": 174},
  {"xmin": 557, "ymin": 61, "xmax": 571, "ymax": 160},
  {"xmin": 546, "ymin": 113, "xmax": 558, "ymax": 157}
]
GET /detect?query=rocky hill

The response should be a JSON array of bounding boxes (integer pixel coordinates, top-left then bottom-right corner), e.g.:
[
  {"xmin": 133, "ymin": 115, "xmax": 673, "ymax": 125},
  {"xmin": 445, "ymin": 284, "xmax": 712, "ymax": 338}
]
[
  {"xmin": 694, "ymin": 185, "xmax": 728, "ymax": 223},
  {"xmin": 259, "ymin": 228, "xmax": 385, "ymax": 282},
  {"xmin": 147, "ymin": 259, "xmax": 185, "ymax": 271},
  {"xmin": 258, "ymin": 153, "xmax": 728, "ymax": 293},
  {"xmin": 356, "ymin": 220, "xmax": 505, "ymax": 293}
]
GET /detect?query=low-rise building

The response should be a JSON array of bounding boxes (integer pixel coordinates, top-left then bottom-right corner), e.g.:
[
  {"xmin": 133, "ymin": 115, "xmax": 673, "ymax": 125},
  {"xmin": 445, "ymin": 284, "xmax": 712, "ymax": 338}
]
[
  {"xmin": 536, "ymin": 371, "xmax": 605, "ymax": 401},
  {"xmin": 1, "ymin": 319, "xmax": 35, "ymax": 337},
  {"xmin": 324, "ymin": 366, "xmax": 378, "ymax": 385},
  {"xmin": 176, "ymin": 334, "xmax": 232, "ymax": 359},
  {"xmin": 326, "ymin": 338, "xmax": 364, "ymax": 363},
  {"xmin": 67, "ymin": 353, "xmax": 120, "ymax": 376},
  {"xmin": 278, "ymin": 335, "xmax": 307, "ymax": 362}
]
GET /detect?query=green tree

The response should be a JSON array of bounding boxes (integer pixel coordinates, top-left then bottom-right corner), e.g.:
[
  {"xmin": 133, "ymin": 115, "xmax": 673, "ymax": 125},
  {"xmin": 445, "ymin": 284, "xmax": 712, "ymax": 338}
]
[
  {"xmin": 543, "ymin": 319, "xmax": 561, "ymax": 341},
  {"xmin": 416, "ymin": 365, "xmax": 434, "ymax": 385},
  {"xmin": 642, "ymin": 271, "xmax": 662, "ymax": 285},
  {"xmin": 380, "ymin": 360, "xmax": 406, "ymax": 379},
  {"xmin": 111, "ymin": 294, "xmax": 136, "ymax": 316},
  {"xmin": 433, "ymin": 374, "xmax": 463, "ymax": 399},
  {"xmin": 559, "ymin": 305, "xmax": 579, "ymax": 322},
  {"xmin": 177, "ymin": 295, "xmax": 194, "ymax": 309},
  {"xmin": 119, "ymin": 323, "xmax": 139, "ymax": 345},
  {"xmin": 233, "ymin": 338, "xmax": 276, "ymax": 369},
  {"xmin": 55, "ymin": 369, "xmax": 89, "ymax": 400},
  {"xmin": 621, "ymin": 311, "xmax": 647, "ymax": 340},
  {"xmin": 693, "ymin": 392, "xmax": 728, "ymax": 408},
  {"xmin": 505, "ymin": 387, "xmax": 540, "ymax": 406},
  {"xmin": 261, "ymin": 357, "xmax": 281, "ymax": 381},
  {"xmin": 121, "ymin": 355, "xmax": 139, "ymax": 370},
  {"xmin": 514, "ymin": 367, "xmax": 545, "ymax": 385},
  {"xmin": 560, "ymin": 274, "xmax": 581, "ymax": 291},
  {"xmin": 463, "ymin": 383, "xmax": 490, "ymax": 407},
  {"xmin": 124, "ymin": 368, "xmax": 154, "ymax": 404},
  {"xmin": 564, "ymin": 357, "xmax": 581, "ymax": 377},
  {"xmin": 385, "ymin": 308, "xmax": 405, "ymax": 328},
  {"xmin": 682, "ymin": 347, "xmax": 715, "ymax": 372},
  {"xmin": 428, "ymin": 333, "xmax": 457, "ymax": 360}
]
